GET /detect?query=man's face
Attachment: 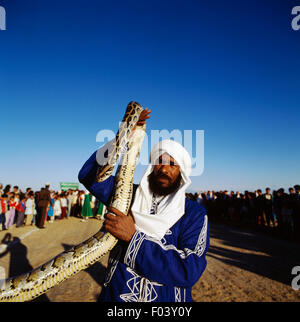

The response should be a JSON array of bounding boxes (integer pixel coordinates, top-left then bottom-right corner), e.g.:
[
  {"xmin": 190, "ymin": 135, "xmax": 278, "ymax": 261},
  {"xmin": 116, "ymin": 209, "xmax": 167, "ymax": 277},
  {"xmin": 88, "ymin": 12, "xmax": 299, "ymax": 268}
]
[{"xmin": 149, "ymin": 153, "xmax": 182, "ymax": 196}]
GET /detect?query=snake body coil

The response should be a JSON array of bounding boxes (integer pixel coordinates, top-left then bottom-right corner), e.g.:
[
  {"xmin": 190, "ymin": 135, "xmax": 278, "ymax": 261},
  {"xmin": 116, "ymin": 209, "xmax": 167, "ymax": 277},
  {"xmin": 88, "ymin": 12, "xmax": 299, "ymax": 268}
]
[{"xmin": 0, "ymin": 101, "xmax": 145, "ymax": 302}]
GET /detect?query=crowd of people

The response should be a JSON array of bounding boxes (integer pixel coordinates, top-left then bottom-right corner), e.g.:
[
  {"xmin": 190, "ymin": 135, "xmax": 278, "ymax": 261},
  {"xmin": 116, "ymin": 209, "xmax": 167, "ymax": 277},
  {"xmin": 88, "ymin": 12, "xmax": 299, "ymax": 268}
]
[
  {"xmin": 186, "ymin": 184, "xmax": 300, "ymax": 242},
  {"xmin": 0, "ymin": 183, "xmax": 106, "ymax": 231},
  {"xmin": 1, "ymin": 182, "xmax": 299, "ymax": 242}
]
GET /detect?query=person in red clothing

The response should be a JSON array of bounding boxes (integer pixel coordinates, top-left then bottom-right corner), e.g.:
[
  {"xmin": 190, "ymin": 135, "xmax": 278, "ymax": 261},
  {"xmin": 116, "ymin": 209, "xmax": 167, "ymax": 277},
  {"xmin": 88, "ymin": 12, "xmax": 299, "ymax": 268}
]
[
  {"xmin": 0, "ymin": 194, "xmax": 8, "ymax": 230},
  {"xmin": 7, "ymin": 196, "xmax": 17, "ymax": 228}
]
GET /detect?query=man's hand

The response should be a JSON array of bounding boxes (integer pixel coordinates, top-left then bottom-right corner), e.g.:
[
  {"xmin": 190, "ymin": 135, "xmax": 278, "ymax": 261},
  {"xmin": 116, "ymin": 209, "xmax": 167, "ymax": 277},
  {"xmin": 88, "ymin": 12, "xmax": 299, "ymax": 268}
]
[
  {"xmin": 104, "ymin": 207, "xmax": 136, "ymax": 242},
  {"xmin": 137, "ymin": 107, "xmax": 151, "ymax": 126},
  {"xmin": 131, "ymin": 108, "xmax": 151, "ymax": 134}
]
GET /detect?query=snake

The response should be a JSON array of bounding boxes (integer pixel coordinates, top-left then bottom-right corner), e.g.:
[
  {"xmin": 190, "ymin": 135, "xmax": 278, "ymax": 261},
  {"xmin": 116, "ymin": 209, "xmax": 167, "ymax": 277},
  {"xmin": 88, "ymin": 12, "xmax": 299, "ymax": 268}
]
[{"xmin": 0, "ymin": 101, "xmax": 146, "ymax": 302}]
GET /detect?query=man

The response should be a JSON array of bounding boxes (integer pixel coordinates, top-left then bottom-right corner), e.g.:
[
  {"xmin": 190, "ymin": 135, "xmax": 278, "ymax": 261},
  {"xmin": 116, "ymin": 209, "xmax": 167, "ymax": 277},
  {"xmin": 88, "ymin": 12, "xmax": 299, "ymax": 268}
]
[
  {"xmin": 67, "ymin": 189, "xmax": 74, "ymax": 218},
  {"xmin": 221, "ymin": 190, "xmax": 230, "ymax": 222},
  {"xmin": 36, "ymin": 183, "xmax": 52, "ymax": 228},
  {"xmin": 78, "ymin": 112, "xmax": 209, "ymax": 302},
  {"xmin": 263, "ymin": 188, "xmax": 274, "ymax": 227},
  {"xmin": 25, "ymin": 187, "xmax": 32, "ymax": 198},
  {"xmin": 13, "ymin": 186, "xmax": 20, "ymax": 195},
  {"xmin": 293, "ymin": 185, "xmax": 300, "ymax": 241},
  {"xmin": 255, "ymin": 189, "xmax": 265, "ymax": 226},
  {"xmin": 25, "ymin": 191, "xmax": 36, "ymax": 226}
]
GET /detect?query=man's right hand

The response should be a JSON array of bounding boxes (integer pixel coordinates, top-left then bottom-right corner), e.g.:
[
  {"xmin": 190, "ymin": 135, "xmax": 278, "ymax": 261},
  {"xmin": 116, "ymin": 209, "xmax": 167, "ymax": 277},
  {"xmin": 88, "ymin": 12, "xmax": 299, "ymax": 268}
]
[
  {"xmin": 131, "ymin": 108, "xmax": 151, "ymax": 134},
  {"xmin": 104, "ymin": 207, "xmax": 136, "ymax": 243},
  {"xmin": 137, "ymin": 107, "xmax": 151, "ymax": 126}
]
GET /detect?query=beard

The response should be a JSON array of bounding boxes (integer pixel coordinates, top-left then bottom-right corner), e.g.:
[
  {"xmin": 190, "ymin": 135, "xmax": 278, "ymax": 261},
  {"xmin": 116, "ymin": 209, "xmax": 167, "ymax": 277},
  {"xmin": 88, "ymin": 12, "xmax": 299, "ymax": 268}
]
[{"xmin": 148, "ymin": 171, "xmax": 182, "ymax": 196}]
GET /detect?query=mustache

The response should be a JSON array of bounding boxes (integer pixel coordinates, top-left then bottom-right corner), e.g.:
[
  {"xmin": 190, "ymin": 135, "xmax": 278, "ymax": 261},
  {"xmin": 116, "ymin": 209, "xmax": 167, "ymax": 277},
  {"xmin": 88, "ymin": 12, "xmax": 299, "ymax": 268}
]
[{"xmin": 155, "ymin": 173, "xmax": 172, "ymax": 181}]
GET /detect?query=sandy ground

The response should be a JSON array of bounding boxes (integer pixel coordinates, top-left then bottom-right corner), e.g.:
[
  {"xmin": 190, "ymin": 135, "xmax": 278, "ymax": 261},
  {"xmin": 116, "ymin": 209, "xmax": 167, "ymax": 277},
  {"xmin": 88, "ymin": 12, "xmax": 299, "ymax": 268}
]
[{"xmin": 0, "ymin": 217, "xmax": 300, "ymax": 302}]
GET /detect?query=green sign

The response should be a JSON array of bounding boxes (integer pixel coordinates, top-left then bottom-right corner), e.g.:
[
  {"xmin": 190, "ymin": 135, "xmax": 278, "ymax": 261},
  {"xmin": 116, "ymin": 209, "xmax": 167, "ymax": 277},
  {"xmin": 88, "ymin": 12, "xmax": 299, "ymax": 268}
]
[{"xmin": 60, "ymin": 182, "xmax": 79, "ymax": 191}]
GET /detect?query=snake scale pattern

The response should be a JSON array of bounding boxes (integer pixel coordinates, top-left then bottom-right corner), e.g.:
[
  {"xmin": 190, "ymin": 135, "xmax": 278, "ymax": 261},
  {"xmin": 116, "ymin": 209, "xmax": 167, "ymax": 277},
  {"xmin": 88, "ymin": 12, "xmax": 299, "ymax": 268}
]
[{"xmin": 0, "ymin": 101, "xmax": 145, "ymax": 302}]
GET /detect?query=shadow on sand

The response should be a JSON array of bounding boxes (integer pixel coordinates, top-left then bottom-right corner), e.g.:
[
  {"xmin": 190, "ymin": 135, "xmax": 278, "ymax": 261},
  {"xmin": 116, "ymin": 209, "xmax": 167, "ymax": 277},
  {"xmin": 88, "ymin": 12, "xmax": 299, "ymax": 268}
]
[
  {"xmin": 0, "ymin": 233, "xmax": 50, "ymax": 302},
  {"xmin": 207, "ymin": 222, "xmax": 300, "ymax": 286}
]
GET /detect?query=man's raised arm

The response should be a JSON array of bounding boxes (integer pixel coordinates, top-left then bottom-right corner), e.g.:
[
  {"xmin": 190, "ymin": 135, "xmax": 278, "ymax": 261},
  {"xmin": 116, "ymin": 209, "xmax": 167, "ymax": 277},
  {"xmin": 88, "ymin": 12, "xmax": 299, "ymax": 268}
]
[{"xmin": 78, "ymin": 147, "xmax": 115, "ymax": 205}]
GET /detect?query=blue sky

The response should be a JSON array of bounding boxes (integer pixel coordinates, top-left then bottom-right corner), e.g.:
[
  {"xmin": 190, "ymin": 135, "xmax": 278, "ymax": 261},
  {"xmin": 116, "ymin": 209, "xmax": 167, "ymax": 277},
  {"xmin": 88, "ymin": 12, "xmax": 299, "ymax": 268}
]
[{"xmin": 0, "ymin": 0, "xmax": 299, "ymax": 193}]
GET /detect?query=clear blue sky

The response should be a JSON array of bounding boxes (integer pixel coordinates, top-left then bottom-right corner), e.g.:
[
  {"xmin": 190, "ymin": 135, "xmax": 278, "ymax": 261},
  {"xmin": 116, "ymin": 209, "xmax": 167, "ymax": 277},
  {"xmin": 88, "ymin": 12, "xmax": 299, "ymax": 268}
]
[{"xmin": 0, "ymin": 0, "xmax": 299, "ymax": 193}]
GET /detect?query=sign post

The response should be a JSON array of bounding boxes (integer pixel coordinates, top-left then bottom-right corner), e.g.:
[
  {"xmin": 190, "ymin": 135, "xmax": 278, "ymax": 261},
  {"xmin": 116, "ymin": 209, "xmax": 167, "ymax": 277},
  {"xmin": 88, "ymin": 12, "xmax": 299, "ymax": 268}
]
[{"xmin": 60, "ymin": 182, "xmax": 79, "ymax": 191}]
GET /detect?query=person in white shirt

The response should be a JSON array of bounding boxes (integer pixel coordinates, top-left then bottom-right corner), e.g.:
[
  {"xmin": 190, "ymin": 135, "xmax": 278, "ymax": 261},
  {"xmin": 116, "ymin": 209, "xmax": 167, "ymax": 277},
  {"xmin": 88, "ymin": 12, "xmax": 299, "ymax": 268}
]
[
  {"xmin": 54, "ymin": 195, "xmax": 62, "ymax": 219},
  {"xmin": 25, "ymin": 192, "xmax": 36, "ymax": 226},
  {"xmin": 67, "ymin": 190, "xmax": 74, "ymax": 218},
  {"xmin": 60, "ymin": 192, "xmax": 68, "ymax": 219}
]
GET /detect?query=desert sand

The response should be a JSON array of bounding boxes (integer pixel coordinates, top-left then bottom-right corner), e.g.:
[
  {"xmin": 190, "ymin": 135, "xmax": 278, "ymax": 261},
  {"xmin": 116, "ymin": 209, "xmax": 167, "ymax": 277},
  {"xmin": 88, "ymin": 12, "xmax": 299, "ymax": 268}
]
[{"xmin": 0, "ymin": 217, "xmax": 299, "ymax": 302}]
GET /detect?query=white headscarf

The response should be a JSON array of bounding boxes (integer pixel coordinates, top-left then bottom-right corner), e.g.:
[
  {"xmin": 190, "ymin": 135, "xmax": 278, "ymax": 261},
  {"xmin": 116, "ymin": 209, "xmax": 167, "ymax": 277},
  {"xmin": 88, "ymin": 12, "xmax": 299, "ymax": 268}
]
[{"xmin": 131, "ymin": 140, "xmax": 192, "ymax": 240}]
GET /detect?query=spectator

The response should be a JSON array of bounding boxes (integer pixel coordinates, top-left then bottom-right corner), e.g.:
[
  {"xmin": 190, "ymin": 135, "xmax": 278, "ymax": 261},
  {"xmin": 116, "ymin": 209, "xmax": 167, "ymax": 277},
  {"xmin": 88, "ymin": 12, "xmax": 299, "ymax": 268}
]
[
  {"xmin": 0, "ymin": 194, "xmax": 8, "ymax": 230},
  {"xmin": 90, "ymin": 194, "xmax": 96, "ymax": 216},
  {"xmin": 233, "ymin": 191, "xmax": 243, "ymax": 223},
  {"xmin": 222, "ymin": 191, "xmax": 230, "ymax": 222},
  {"xmin": 25, "ymin": 191, "xmax": 36, "ymax": 226},
  {"xmin": 25, "ymin": 187, "xmax": 32, "ymax": 198},
  {"xmin": 196, "ymin": 192, "xmax": 204, "ymax": 206},
  {"xmin": 13, "ymin": 186, "xmax": 20, "ymax": 195},
  {"xmin": 16, "ymin": 196, "xmax": 26, "ymax": 227},
  {"xmin": 92, "ymin": 197, "xmax": 100, "ymax": 217},
  {"xmin": 53, "ymin": 194, "xmax": 62, "ymax": 219},
  {"xmin": 273, "ymin": 189, "xmax": 284, "ymax": 233},
  {"xmin": 47, "ymin": 192, "xmax": 55, "ymax": 223},
  {"xmin": 264, "ymin": 188, "xmax": 274, "ymax": 227},
  {"xmin": 293, "ymin": 185, "xmax": 300, "ymax": 242},
  {"xmin": 281, "ymin": 189, "xmax": 294, "ymax": 237},
  {"xmin": 81, "ymin": 192, "xmax": 93, "ymax": 222},
  {"xmin": 70, "ymin": 190, "xmax": 78, "ymax": 217},
  {"xmin": 240, "ymin": 194, "xmax": 249, "ymax": 223},
  {"xmin": 76, "ymin": 190, "xmax": 85, "ymax": 217},
  {"xmin": 255, "ymin": 189, "xmax": 265, "ymax": 227},
  {"xmin": 6, "ymin": 195, "xmax": 17, "ymax": 228},
  {"xmin": 208, "ymin": 191, "xmax": 217, "ymax": 222},
  {"xmin": 37, "ymin": 183, "xmax": 53, "ymax": 228},
  {"xmin": 95, "ymin": 199, "xmax": 106, "ymax": 219},
  {"xmin": 3, "ymin": 185, "xmax": 11, "ymax": 195},
  {"xmin": 60, "ymin": 192, "xmax": 68, "ymax": 219},
  {"xmin": 287, "ymin": 188, "xmax": 296, "ymax": 233},
  {"xmin": 67, "ymin": 189, "xmax": 74, "ymax": 218}
]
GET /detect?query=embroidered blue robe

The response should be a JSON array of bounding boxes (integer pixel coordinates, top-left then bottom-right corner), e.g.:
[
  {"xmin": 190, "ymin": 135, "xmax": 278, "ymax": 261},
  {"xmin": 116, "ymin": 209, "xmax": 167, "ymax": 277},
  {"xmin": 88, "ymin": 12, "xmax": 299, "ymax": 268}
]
[{"xmin": 78, "ymin": 151, "xmax": 209, "ymax": 302}]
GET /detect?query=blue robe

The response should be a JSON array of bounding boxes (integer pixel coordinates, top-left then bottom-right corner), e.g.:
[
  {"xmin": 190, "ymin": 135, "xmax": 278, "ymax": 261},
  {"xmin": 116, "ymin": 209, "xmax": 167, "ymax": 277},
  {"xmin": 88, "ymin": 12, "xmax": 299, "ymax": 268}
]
[{"xmin": 78, "ymin": 151, "xmax": 209, "ymax": 302}]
